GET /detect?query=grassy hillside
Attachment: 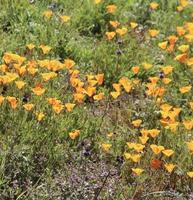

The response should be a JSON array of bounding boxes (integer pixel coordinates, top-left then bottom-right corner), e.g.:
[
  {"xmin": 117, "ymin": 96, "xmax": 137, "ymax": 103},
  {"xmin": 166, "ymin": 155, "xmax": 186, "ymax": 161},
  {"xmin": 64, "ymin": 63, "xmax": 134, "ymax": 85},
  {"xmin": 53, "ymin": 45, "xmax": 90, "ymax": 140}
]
[{"xmin": 0, "ymin": 0, "xmax": 193, "ymax": 199}]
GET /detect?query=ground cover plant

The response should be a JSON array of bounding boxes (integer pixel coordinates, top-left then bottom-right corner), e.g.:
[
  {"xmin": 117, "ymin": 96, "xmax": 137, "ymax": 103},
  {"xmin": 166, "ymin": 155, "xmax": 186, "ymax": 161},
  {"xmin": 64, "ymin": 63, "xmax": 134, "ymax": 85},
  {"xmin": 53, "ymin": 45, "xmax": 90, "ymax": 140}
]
[{"xmin": 0, "ymin": 0, "xmax": 193, "ymax": 199}]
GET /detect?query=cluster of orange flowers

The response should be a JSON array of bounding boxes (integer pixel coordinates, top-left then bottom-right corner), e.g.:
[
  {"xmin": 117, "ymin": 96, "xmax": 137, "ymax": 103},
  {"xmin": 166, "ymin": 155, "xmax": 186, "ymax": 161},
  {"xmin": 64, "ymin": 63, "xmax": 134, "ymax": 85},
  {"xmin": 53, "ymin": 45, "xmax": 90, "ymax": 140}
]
[{"xmin": 99, "ymin": 0, "xmax": 193, "ymax": 178}]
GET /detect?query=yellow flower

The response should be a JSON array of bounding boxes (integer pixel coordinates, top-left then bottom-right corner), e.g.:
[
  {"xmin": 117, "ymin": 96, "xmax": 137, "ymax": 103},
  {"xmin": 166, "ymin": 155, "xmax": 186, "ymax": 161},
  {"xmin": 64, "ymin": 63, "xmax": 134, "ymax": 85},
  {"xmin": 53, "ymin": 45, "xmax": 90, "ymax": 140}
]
[
  {"xmin": 43, "ymin": 10, "xmax": 53, "ymax": 19},
  {"xmin": 142, "ymin": 62, "xmax": 152, "ymax": 70},
  {"xmin": 176, "ymin": 26, "xmax": 186, "ymax": 36},
  {"xmin": 93, "ymin": 92, "xmax": 105, "ymax": 101},
  {"xmin": 132, "ymin": 66, "xmax": 140, "ymax": 74},
  {"xmin": 179, "ymin": 85, "xmax": 192, "ymax": 94},
  {"xmin": 69, "ymin": 130, "xmax": 80, "ymax": 140},
  {"xmin": 131, "ymin": 119, "xmax": 142, "ymax": 128},
  {"xmin": 15, "ymin": 81, "xmax": 26, "ymax": 89},
  {"xmin": 36, "ymin": 112, "xmax": 45, "ymax": 122},
  {"xmin": 60, "ymin": 15, "xmax": 71, "ymax": 23},
  {"xmin": 101, "ymin": 143, "xmax": 112, "ymax": 152},
  {"xmin": 161, "ymin": 65, "xmax": 173, "ymax": 75},
  {"xmin": 183, "ymin": 120, "xmax": 193, "ymax": 130},
  {"xmin": 150, "ymin": 2, "xmax": 159, "ymax": 9},
  {"xmin": 26, "ymin": 43, "xmax": 35, "ymax": 50},
  {"xmin": 94, "ymin": 0, "xmax": 102, "ymax": 4},
  {"xmin": 84, "ymin": 86, "xmax": 96, "ymax": 97},
  {"xmin": 150, "ymin": 144, "xmax": 165, "ymax": 155},
  {"xmin": 162, "ymin": 78, "xmax": 171, "ymax": 85},
  {"xmin": 164, "ymin": 164, "xmax": 176, "ymax": 173},
  {"xmin": 110, "ymin": 91, "xmax": 120, "ymax": 99},
  {"xmin": 130, "ymin": 154, "xmax": 141, "ymax": 163},
  {"xmin": 162, "ymin": 149, "xmax": 174, "ymax": 157},
  {"xmin": 189, "ymin": 102, "xmax": 193, "ymax": 109},
  {"xmin": 40, "ymin": 45, "xmax": 51, "ymax": 54},
  {"xmin": 65, "ymin": 103, "xmax": 75, "ymax": 112},
  {"xmin": 148, "ymin": 129, "xmax": 160, "ymax": 138},
  {"xmin": 73, "ymin": 93, "xmax": 85, "ymax": 103},
  {"xmin": 31, "ymin": 85, "xmax": 45, "ymax": 96},
  {"xmin": 0, "ymin": 96, "xmax": 5, "ymax": 105},
  {"xmin": 116, "ymin": 28, "xmax": 128, "ymax": 36},
  {"xmin": 158, "ymin": 41, "xmax": 168, "ymax": 49},
  {"xmin": 113, "ymin": 83, "xmax": 121, "ymax": 92},
  {"xmin": 139, "ymin": 136, "xmax": 149, "ymax": 144},
  {"xmin": 177, "ymin": 6, "xmax": 184, "ymax": 12},
  {"xmin": 180, "ymin": 0, "xmax": 189, "ymax": 7},
  {"xmin": 105, "ymin": 31, "xmax": 116, "ymax": 40},
  {"xmin": 119, "ymin": 77, "xmax": 132, "ymax": 93},
  {"xmin": 106, "ymin": 4, "xmax": 117, "ymax": 13},
  {"xmin": 127, "ymin": 143, "xmax": 145, "ymax": 153},
  {"xmin": 109, "ymin": 20, "xmax": 120, "ymax": 28},
  {"xmin": 52, "ymin": 104, "xmax": 64, "ymax": 114},
  {"xmin": 178, "ymin": 45, "xmax": 189, "ymax": 52},
  {"xmin": 41, "ymin": 72, "xmax": 57, "ymax": 81},
  {"xmin": 148, "ymin": 29, "xmax": 159, "ymax": 37},
  {"xmin": 187, "ymin": 171, "xmax": 193, "ymax": 178},
  {"xmin": 64, "ymin": 59, "xmax": 75, "ymax": 69},
  {"xmin": 132, "ymin": 168, "xmax": 144, "ymax": 176},
  {"xmin": 124, "ymin": 153, "xmax": 131, "ymax": 160},
  {"xmin": 175, "ymin": 53, "xmax": 187, "ymax": 63},
  {"xmin": 23, "ymin": 103, "xmax": 34, "ymax": 111},
  {"xmin": 95, "ymin": 74, "xmax": 104, "ymax": 85},
  {"xmin": 130, "ymin": 22, "xmax": 138, "ymax": 29},
  {"xmin": 7, "ymin": 96, "xmax": 17, "ymax": 109}
]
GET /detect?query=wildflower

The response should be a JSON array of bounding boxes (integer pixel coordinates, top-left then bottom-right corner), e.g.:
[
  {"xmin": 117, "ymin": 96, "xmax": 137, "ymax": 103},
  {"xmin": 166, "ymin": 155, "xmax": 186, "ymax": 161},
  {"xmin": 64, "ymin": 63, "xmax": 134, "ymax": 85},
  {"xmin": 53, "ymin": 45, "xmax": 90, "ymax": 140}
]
[
  {"xmin": 127, "ymin": 142, "xmax": 145, "ymax": 152},
  {"xmin": 132, "ymin": 168, "xmax": 144, "ymax": 176},
  {"xmin": 161, "ymin": 65, "xmax": 173, "ymax": 75},
  {"xmin": 183, "ymin": 120, "xmax": 193, "ymax": 130},
  {"xmin": 130, "ymin": 22, "xmax": 138, "ymax": 29},
  {"xmin": 101, "ymin": 143, "xmax": 112, "ymax": 152},
  {"xmin": 7, "ymin": 96, "xmax": 17, "ymax": 109},
  {"xmin": 186, "ymin": 141, "xmax": 193, "ymax": 154},
  {"xmin": 74, "ymin": 93, "xmax": 85, "ymax": 103},
  {"xmin": 113, "ymin": 83, "xmax": 121, "ymax": 92},
  {"xmin": 26, "ymin": 43, "xmax": 35, "ymax": 50},
  {"xmin": 60, "ymin": 15, "xmax": 70, "ymax": 23},
  {"xmin": 150, "ymin": 144, "xmax": 165, "ymax": 154},
  {"xmin": 40, "ymin": 45, "xmax": 51, "ymax": 54},
  {"xmin": 52, "ymin": 104, "xmax": 64, "ymax": 114},
  {"xmin": 94, "ymin": 0, "xmax": 102, "ymax": 4},
  {"xmin": 65, "ymin": 103, "xmax": 75, "ymax": 112},
  {"xmin": 150, "ymin": 159, "xmax": 162, "ymax": 169},
  {"xmin": 105, "ymin": 31, "xmax": 116, "ymax": 40},
  {"xmin": 150, "ymin": 2, "xmax": 159, "ymax": 10},
  {"xmin": 15, "ymin": 81, "xmax": 26, "ymax": 89},
  {"xmin": 176, "ymin": 26, "xmax": 186, "ymax": 36},
  {"xmin": 110, "ymin": 91, "xmax": 120, "ymax": 99},
  {"xmin": 43, "ymin": 10, "xmax": 53, "ymax": 19},
  {"xmin": 158, "ymin": 41, "xmax": 168, "ymax": 49},
  {"xmin": 142, "ymin": 62, "xmax": 152, "ymax": 70},
  {"xmin": 148, "ymin": 129, "xmax": 160, "ymax": 138},
  {"xmin": 119, "ymin": 77, "xmax": 132, "ymax": 93},
  {"xmin": 106, "ymin": 4, "xmax": 117, "ymax": 13},
  {"xmin": 132, "ymin": 66, "xmax": 140, "ymax": 74},
  {"xmin": 131, "ymin": 119, "xmax": 142, "ymax": 128},
  {"xmin": 162, "ymin": 149, "xmax": 174, "ymax": 157},
  {"xmin": 148, "ymin": 29, "xmax": 159, "ymax": 37},
  {"xmin": 64, "ymin": 59, "xmax": 75, "ymax": 69},
  {"xmin": 178, "ymin": 44, "xmax": 189, "ymax": 52},
  {"xmin": 36, "ymin": 112, "xmax": 45, "ymax": 122},
  {"xmin": 31, "ymin": 85, "xmax": 45, "ymax": 96},
  {"xmin": 116, "ymin": 28, "xmax": 128, "ymax": 36},
  {"xmin": 41, "ymin": 72, "xmax": 57, "ymax": 81},
  {"xmin": 0, "ymin": 96, "xmax": 5, "ymax": 105},
  {"xmin": 110, "ymin": 20, "xmax": 120, "ymax": 28},
  {"xmin": 187, "ymin": 172, "xmax": 193, "ymax": 178},
  {"xmin": 175, "ymin": 53, "xmax": 187, "ymax": 63},
  {"xmin": 179, "ymin": 85, "xmax": 192, "ymax": 94},
  {"xmin": 23, "ymin": 103, "xmax": 34, "ymax": 111},
  {"xmin": 139, "ymin": 136, "xmax": 149, "ymax": 144},
  {"xmin": 93, "ymin": 92, "xmax": 105, "ymax": 101},
  {"xmin": 95, "ymin": 74, "xmax": 104, "ymax": 85},
  {"xmin": 164, "ymin": 164, "xmax": 176, "ymax": 173},
  {"xmin": 69, "ymin": 130, "xmax": 80, "ymax": 140}
]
